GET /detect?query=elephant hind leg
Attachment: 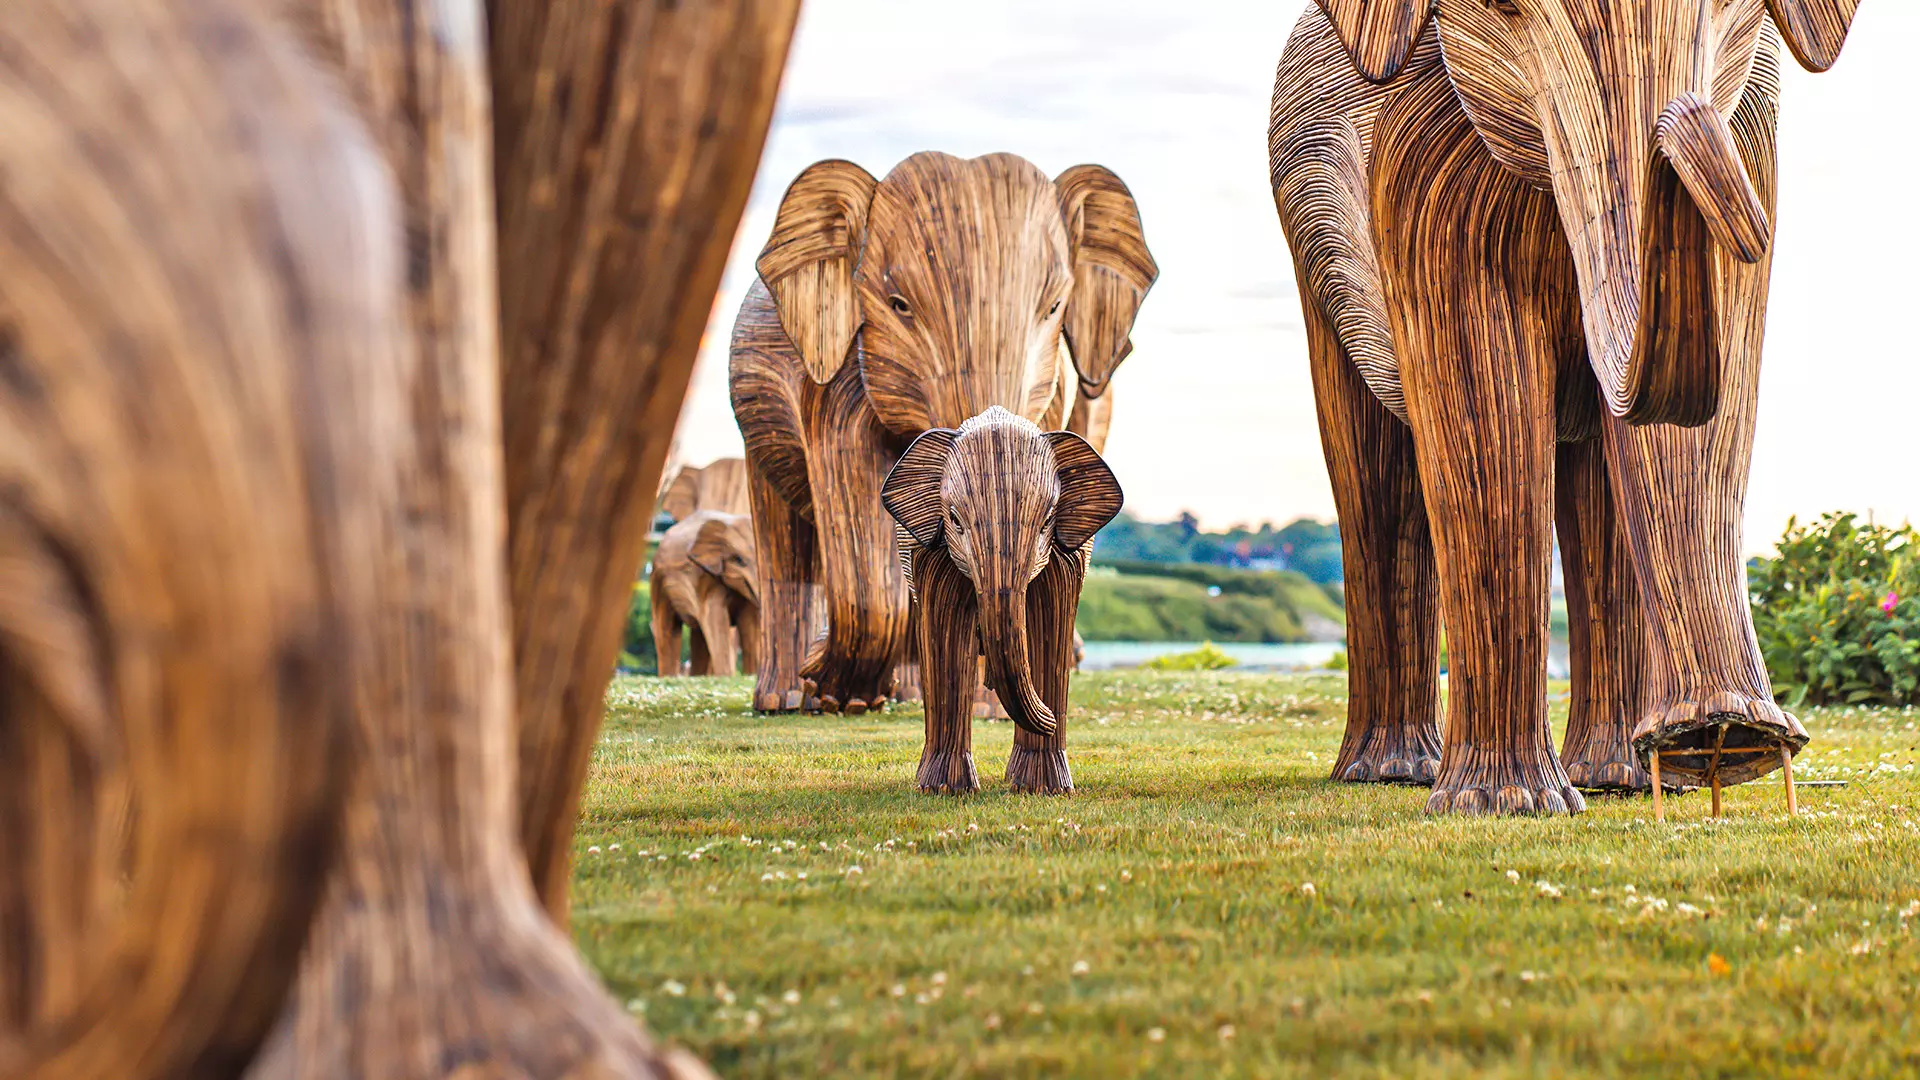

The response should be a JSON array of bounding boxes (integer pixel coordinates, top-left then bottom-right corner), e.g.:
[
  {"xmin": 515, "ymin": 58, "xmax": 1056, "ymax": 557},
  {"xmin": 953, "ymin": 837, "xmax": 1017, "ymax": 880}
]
[
  {"xmin": 1301, "ymin": 298, "xmax": 1440, "ymax": 786},
  {"xmin": 650, "ymin": 573, "xmax": 684, "ymax": 677},
  {"xmin": 1555, "ymin": 438, "xmax": 1649, "ymax": 792}
]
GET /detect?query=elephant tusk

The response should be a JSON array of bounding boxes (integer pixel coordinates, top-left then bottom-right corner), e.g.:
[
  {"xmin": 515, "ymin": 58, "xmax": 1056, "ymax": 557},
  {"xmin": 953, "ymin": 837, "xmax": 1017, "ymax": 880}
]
[{"xmin": 1655, "ymin": 93, "xmax": 1771, "ymax": 264}]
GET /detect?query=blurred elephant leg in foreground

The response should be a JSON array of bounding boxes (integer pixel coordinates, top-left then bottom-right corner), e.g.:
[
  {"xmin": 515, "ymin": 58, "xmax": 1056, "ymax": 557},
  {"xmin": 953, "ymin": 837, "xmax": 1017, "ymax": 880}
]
[
  {"xmin": 1374, "ymin": 72, "xmax": 1584, "ymax": 816},
  {"xmin": 1301, "ymin": 300, "xmax": 1440, "ymax": 785},
  {"xmin": 0, "ymin": 0, "xmax": 398, "ymax": 1073},
  {"xmin": 249, "ymin": 1, "xmax": 776, "ymax": 1076},
  {"xmin": 1603, "ymin": 53, "xmax": 1805, "ymax": 784},
  {"xmin": 1555, "ymin": 437, "xmax": 1650, "ymax": 792},
  {"xmin": 491, "ymin": 0, "xmax": 801, "ymax": 917}
]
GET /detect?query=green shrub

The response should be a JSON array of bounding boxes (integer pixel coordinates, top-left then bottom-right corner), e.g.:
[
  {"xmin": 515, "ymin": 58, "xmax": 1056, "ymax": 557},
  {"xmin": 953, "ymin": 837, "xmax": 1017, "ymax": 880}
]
[
  {"xmin": 1140, "ymin": 642, "xmax": 1238, "ymax": 671},
  {"xmin": 1749, "ymin": 512, "xmax": 1918, "ymax": 707},
  {"xmin": 1326, "ymin": 648, "xmax": 1348, "ymax": 671}
]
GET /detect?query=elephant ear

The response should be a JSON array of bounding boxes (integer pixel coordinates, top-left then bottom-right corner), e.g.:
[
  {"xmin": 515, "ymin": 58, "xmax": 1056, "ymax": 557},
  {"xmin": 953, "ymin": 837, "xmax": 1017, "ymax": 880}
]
[
  {"xmin": 1765, "ymin": 0, "xmax": 1860, "ymax": 72},
  {"xmin": 1313, "ymin": 0, "xmax": 1432, "ymax": 83},
  {"xmin": 688, "ymin": 513, "xmax": 735, "ymax": 579},
  {"xmin": 1054, "ymin": 165, "xmax": 1157, "ymax": 396},
  {"xmin": 881, "ymin": 428, "xmax": 958, "ymax": 549},
  {"xmin": 1045, "ymin": 430, "xmax": 1123, "ymax": 553},
  {"xmin": 756, "ymin": 159, "xmax": 879, "ymax": 383}
]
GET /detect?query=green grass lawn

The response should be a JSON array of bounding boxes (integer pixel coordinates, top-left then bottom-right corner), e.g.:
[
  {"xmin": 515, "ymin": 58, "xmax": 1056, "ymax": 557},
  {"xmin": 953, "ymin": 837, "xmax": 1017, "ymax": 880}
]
[{"xmin": 572, "ymin": 672, "xmax": 1920, "ymax": 1079}]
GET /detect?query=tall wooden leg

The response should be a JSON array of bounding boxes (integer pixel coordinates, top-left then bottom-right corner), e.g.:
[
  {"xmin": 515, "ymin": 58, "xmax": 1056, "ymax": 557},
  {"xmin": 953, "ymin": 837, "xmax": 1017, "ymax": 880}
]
[
  {"xmin": 488, "ymin": 0, "xmax": 802, "ymax": 916},
  {"xmin": 912, "ymin": 548, "xmax": 980, "ymax": 793},
  {"xmin": 1300, "ymin": 298, "xmax": 1441, "ymax": 785},
  {"xmin": 743, "ymin": 436, "xmax": 822, "ymax": 711},
  {"xmin": 1651, "ymin": 753, "xmax": 1666, "ymax": 822},
  {"xmin": 1371, "ymin": 69, "xmax": 1584, "ymax": 815},
  {"xmin": 248, "ymin": 1, "xmax": 784, "ymax": 1076},
  {"xmin": 1556, "ymin": 438, "xmax": 1650, "ymax": 791}
]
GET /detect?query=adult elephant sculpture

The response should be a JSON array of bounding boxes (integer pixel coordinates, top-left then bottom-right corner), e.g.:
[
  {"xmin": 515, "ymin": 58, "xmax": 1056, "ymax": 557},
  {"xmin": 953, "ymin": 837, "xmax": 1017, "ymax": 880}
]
[
  {"xmin": 730, "ymin": 152, "xmax": 1156, "ymax": 715},
  {"xmin": 883, "ymin": 407, "xmax": 1124, "ymax": 793},
  {"xmin": 1269, "ymin": 0, "xmax": 1856, "ymax": 814},
  {"xmin": 651, "ymin": 511, "xmax": 761, "ymax": 677}
]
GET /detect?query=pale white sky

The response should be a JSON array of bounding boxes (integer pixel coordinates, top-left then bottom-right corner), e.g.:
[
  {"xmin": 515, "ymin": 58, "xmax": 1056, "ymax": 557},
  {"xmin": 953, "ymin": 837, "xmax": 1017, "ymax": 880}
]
[{"xmin": 671, "ymin": 1, "xmax": 1919, "ymax": 554}]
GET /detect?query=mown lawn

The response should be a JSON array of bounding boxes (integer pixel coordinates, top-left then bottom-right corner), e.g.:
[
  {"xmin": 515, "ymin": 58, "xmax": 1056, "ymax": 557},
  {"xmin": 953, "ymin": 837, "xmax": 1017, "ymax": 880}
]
[{"xmin": 572, "ymin": 672, "xmax": 1920, "ymax": 1079}]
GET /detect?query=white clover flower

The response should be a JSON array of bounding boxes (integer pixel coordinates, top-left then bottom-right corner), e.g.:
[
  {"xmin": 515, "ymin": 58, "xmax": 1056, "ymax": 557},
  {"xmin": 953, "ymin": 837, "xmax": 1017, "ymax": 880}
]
[
  {"xmin": 661, "ymin": 980, "xmax": 686, "ymax": 997},
  {"xmin": 1071, "ymin": 960, "xmax": 1091, "ymax": 976},
  {"xmin": 1147, "ymin": 1027, "xmax": 1166, "ymax": 1042},
  {"xmin": 1300, "ymin": 882, "xmax": 1317, "ymax": 897}
]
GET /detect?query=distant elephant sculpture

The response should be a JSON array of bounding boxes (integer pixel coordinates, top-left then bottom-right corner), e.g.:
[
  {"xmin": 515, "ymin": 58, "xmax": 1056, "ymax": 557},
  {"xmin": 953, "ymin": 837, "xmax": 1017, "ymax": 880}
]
[
  {"xmin": 658, "ymin": 456, "xmax": 752, "ymax": 520},
  {"xmin": 651, "ymin": 510, "xmax": 761, "ymax": 676},
  {"xmin": 882, "ymin": 407, "xmax": 1124, "ymax": 793},
  {"xmin": 730, "ymin": 152, "xmax": 1156, "ymax": 715},
  {"xmin": 1268, "ymin": 0, "xmax": 1857, "ymax": 814}
]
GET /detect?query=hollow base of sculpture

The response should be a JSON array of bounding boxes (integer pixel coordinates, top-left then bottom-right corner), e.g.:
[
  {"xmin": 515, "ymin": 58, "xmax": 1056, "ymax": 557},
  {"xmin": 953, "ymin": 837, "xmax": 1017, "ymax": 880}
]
[
  {"xmin": 1424, "ymin": 746, "xmax": 1585, "ymax": 816},
  {"xmin": 1632, "ymin": 694, "xmax": 1808, "ymax": 788},
  {"xmin": 1005, "ymin": 747, "xmax": 1073, "ymax": 794}
]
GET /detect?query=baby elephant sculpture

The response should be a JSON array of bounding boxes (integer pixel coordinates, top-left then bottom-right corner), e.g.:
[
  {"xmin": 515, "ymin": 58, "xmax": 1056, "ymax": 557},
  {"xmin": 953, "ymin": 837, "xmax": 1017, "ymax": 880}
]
[
  {"xmin": 882, "ymin": 407, "xmax": 1123, "ymax": 794},
  {"xmin": 651, "ymin": 510, "xmax": 761, "ymax": 676}
]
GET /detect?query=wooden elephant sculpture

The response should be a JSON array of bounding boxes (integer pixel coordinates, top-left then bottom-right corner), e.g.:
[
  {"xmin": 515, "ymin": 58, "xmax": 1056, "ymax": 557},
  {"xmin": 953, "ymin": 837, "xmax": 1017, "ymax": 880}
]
[
  {"xmin": 882, "ymin": 407, "xmax": 1124, "ymax": 794},
  {"xmin": 0, "ymin": 0, "xmax": 795, "ymax": 1077},
  {"xmin": 658, "ymin": 456, "xmax": 751, "ymax": 520},
  {"xmin": 1268, "ymin": 0, "xmax": 1858, "ymax": 813},
  {"xmin": 651, "ymin": 510, "xmax": 761, "ymax": 676},
  {"xmin": 729, "ymin": 151, "xmax": 1156, "ymax": 715}
]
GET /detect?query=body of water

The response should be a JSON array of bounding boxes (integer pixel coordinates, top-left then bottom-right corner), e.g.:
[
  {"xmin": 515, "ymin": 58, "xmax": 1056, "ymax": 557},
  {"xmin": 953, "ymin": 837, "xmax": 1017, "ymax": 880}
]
[{"xmin": 1079, "ymin": 640, "xmax": 1344, "ymax": 671}]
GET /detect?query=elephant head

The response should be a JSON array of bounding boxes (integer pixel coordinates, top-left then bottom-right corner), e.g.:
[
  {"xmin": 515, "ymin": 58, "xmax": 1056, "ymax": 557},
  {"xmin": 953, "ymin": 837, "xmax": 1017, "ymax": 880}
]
[
  {"xmin": 687, "ymin": 510, "xmax": 760, "ymax": 608},
  {"xmin": 1311, "ymin": 0, "xmax": 1860, "ymax": 424},
  {"xmin": 754, "ymin": 152, "xmax": 1156, "ymax": 431},
  {"xmin": 881, "ymin": 406, "xmax": 1123, "ymax": 736}
]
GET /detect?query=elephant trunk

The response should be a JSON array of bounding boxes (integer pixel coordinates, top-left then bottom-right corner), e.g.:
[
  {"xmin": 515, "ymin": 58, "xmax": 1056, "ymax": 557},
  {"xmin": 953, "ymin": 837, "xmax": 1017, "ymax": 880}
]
[
  {"xmin": 1554, "ymin": 90, "xmax": 1770, "ymax": 428},
  {"xmin": 977, "ymin": 585, "xmax": 1057, "ymax": 739}
]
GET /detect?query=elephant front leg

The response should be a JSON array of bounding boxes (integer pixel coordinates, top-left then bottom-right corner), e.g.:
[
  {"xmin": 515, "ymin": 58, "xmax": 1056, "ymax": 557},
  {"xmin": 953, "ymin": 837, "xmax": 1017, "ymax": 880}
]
[
  {"xmin": 1374, "ymin": 71, "xmax": 1583, "ymax": 816},
  {"xmin": 912, "ymin": 548, "xmax": 979, "ymax": 793},
  {"xmin": 1302, "ymin": 299, "xmax": 1440, "ymax": 785},
  {"xmin": 1005, "ymin": 550, "xmax": 1086, "ymax": 794},
  {"xmin": 695, "ymin": 591, "xmax": 739, "ymax": 676},
  {"xmin": 798, "ymin": 365, "xmax": 912, "ymax": 713},
  {"xmin": 1555, "ymin": 438, "xmax": 1649, "ymax": 791}
]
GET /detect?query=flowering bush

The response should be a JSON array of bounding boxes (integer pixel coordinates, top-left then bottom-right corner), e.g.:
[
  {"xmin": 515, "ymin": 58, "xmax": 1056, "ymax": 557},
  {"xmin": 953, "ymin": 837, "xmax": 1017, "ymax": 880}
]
[{"xmin": 1749, "ymin": 513, "xmax": 1919, "ymax": 706}]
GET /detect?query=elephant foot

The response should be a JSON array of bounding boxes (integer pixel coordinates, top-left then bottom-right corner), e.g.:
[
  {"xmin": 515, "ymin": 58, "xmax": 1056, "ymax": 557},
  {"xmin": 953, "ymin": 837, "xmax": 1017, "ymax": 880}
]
[
  {"xmin": 250, "ymin": 892, "xmax": 717, "ymax": 1080},
  {"xmin": 751, "ymin": 676, "xmax": 820, "ymax": 714},
  {"xmin": 1424, "ymin": 747, "xmax": 1584, "ymax": 817},
  {"xmin": 1631, "ymin": 691, "xmax": 1808, "ymax": 787},
  {"xmin": 798, "ymin": 655, "xmax": 895, "ymax": 714},
  {"xmin": 892, "ymin": 661, "xmax": 923, "ymax": 704},
  {"xmin": 917, "ymin": 747, "xmax": 979, "ymax": 794},
  {"xmin": 1562, "ymin": 730, "xmax": 1651, "ymax": 792},
  {"xmin": 799, "ymin": 674, "xmax": 889, "ymax": 715},
  {"xmin": 1332, "ymin": 735, "xmax": 1440, "ymax": 785},
  {"xmin": 1006, "ymin": 747, "xmax": 1073, "ymax": 794}
]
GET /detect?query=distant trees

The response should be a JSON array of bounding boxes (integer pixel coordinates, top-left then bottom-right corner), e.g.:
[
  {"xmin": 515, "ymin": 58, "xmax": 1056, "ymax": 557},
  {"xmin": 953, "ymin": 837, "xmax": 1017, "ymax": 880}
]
[{"xmin": 1092, "ymin": 512, "xmax": 1344, "ymax": 584}]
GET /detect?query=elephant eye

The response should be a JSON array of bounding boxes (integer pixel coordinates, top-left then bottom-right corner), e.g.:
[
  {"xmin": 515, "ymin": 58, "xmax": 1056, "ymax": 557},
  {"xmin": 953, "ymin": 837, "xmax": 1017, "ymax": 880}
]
[
  {"xmin": 947, "ymin": 510, "xmax": 964, "ymax": 535},
  {"xmin": 888, "ymin": 294, "xmax": 913, "ymax": 317},
  {"xmin": 1046, "ymin": 298, "xmax": 1062, "ymax": 318}
]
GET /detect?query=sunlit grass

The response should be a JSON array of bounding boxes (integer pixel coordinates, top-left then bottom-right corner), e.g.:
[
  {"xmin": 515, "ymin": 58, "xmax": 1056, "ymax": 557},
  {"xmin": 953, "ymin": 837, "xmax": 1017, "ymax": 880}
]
[{"xmin": 573, "ymin": 671, "xmax": 1920, "ymax": 1079}]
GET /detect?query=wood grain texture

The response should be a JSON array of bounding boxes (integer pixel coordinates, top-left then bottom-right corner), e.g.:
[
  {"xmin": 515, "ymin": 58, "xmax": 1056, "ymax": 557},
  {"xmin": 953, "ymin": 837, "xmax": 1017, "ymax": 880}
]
[
  {"xmin": 489, "ymin": 0, "xmax": 800, "ymax": 921},
  {"xmin": 1556, "ymin": 438, "xmax": 1651, "ymax": 792},
  {"xmin": 882, "ymin": 409, "xmax": 1121, "ymax": 794},
  {"xmin": 658, "ymin": 458, "xmax": 751, "ymax": 520},
  {"xmin": 245, "ymin": 1, "xmax": 764, "ymax": 1077},
  {"xmin": 650, "ymin": 511, "xmax": 760, "ymax": 677},
  {"xmin": 1312, "ymin": 0, "xmax": 1436, "ymax": 83},
  {"xmin": 730, "ymin": 153, "xmax": 1153, "ymax": 717},
  {"xmin": 0, "ymin": 1, "xmax": 395, "ymax": 1074},
  {"xmin": 1766, "ymin": 0, "xmax": 1861, "ymax": 71}
]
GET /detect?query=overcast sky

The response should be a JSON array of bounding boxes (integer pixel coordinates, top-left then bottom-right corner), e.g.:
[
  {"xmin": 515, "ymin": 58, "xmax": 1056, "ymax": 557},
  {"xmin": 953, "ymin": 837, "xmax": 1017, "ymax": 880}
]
[{"xmin": 669, "ymin": 1, "xmax": 1919, "ymax": 553}]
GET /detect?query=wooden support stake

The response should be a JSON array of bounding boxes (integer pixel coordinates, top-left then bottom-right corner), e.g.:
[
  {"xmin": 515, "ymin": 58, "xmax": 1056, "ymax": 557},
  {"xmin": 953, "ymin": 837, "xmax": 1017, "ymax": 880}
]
[
  {"xmin": 1650, "ymin": 751, "xmax": 1664, "ymax": 822},
  {"xmin": 1781, "ymin": 744, "xmax": 1797, "ymax": 817},
  {"xmin": 1707, "ymin": 725, "xmax": 1726, "ymax": 819}
]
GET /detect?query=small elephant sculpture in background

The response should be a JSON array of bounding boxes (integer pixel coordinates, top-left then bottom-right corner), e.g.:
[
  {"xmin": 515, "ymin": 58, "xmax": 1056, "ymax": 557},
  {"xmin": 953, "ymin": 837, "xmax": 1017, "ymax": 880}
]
[
  {"xmin": 882, "ymin": 406, "xmax": 1123, "ymax": 794},
  {"xmin": 651, "ymin": 510, "xmax": 761, "ymax": 676}
]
